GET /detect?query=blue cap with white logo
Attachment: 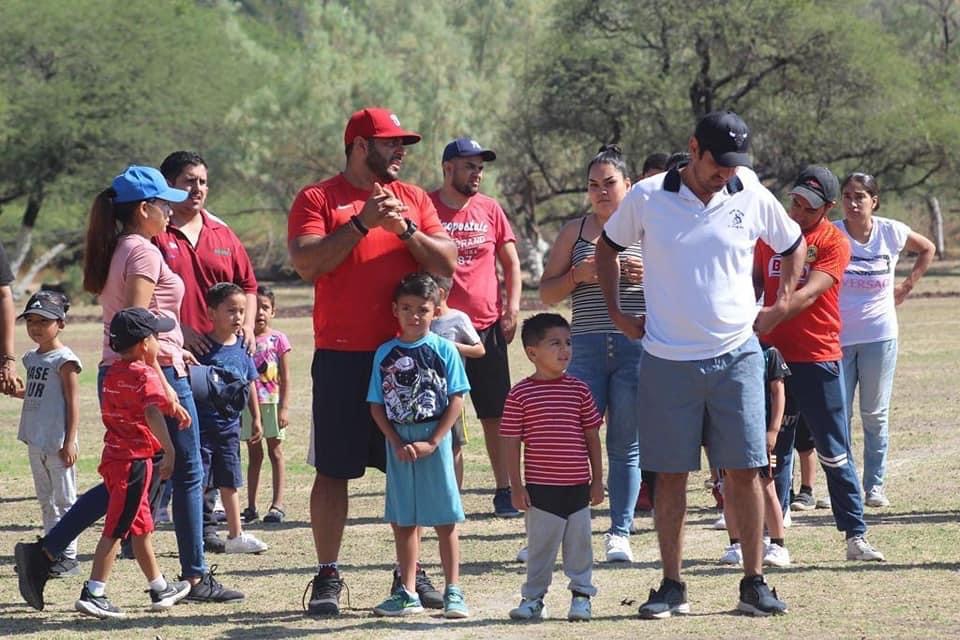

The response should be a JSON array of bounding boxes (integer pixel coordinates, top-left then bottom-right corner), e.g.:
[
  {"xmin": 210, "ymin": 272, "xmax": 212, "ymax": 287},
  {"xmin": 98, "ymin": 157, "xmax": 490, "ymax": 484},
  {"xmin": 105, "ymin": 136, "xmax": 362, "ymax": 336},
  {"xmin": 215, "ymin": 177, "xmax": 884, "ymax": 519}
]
[
  {"xmin": 111, "ymin": 165, "xmax": 189, "ymax": 204},
  {"xmin": 442, "ymin": 137, "xmax": 497, "ymax": 163}
]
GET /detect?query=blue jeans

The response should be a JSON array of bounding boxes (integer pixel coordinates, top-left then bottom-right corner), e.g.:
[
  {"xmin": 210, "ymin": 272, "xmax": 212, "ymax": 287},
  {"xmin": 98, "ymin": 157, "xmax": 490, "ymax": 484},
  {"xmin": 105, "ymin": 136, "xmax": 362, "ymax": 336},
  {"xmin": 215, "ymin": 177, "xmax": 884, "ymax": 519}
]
[
  {"xmin": 841, "ymin": 339, "xmax": 898, "ymax": 492},
  {"xmin": 782, "ymin": 361, "xmax": 867, "ymax": 537},
  {"xmin": 567, "ymin": 332, "xmax": 642, "ymax": 537},
  {"xmin": 43, "ymin": 366, "xmax": 206, "ymax": 578}
]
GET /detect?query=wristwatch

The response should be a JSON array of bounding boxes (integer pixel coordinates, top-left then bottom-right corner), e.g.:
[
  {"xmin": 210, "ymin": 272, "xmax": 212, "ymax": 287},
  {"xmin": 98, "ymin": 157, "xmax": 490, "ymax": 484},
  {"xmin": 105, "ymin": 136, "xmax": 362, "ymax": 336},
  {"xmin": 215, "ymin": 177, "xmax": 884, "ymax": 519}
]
[
  {"xmin": 350, "ymin": 215, "xmax": 369, "ymax": 236},
  {"xmin": 398, "ymin": 218, "xmax": 417, "ymax": 241}
]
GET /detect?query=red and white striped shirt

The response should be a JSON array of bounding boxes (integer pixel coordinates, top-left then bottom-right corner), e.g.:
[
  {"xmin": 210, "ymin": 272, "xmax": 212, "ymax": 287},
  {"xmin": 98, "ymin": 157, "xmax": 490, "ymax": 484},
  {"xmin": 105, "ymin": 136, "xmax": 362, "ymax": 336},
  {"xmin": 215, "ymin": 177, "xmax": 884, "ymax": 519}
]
[{"xmin": 500, "ymin": 374, "xmax": 602, "ymax": 485}]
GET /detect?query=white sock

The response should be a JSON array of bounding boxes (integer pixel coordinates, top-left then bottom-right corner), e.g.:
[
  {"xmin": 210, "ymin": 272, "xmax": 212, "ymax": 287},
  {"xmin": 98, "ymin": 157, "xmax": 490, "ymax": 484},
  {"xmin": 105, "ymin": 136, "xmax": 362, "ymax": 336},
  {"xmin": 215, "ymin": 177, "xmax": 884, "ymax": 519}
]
[
  {"xmin": 148, "ymin": 576, "xmax": 167, "ymax": 592},
  {"xmin": 87, "ymin": 580, "xmax": 106, "ymax": 596},
  {"xmin": 404, "ymin": 587, "xmax": 418, "ymax": 600}
]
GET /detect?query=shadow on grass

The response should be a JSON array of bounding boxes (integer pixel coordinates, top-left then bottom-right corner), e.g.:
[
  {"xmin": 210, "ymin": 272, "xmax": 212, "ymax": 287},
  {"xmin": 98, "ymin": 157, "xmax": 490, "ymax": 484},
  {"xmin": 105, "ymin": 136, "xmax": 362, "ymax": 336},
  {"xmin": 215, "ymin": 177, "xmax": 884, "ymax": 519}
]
[{"xmin": 684, "ymin": 559, "xmax": 960, "ymax": 578}]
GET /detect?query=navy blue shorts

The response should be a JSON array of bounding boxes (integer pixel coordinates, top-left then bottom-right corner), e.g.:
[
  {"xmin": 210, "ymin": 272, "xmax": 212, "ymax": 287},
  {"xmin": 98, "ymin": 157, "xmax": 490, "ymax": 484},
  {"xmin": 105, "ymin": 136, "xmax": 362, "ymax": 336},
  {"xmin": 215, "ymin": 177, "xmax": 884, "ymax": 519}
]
[{"xmin": 200, "ymin": 424, "xmax": 243, "ymax": 489}]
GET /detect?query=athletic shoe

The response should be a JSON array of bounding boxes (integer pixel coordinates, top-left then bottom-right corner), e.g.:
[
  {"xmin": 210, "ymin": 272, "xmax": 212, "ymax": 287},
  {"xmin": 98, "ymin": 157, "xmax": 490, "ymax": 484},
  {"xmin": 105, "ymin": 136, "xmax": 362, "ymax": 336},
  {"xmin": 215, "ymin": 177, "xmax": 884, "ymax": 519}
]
[
  {"xmin": 224, "ymin": 532, "xmax": 268, "ymax": 554},
  {"xmin": 183, "ymin": 566, "xmax": 245, "ymax": 603},
  {"xmin": 516, "ymin": 546, "xmax": 528, "ymax": 563},
  {"xmin": 790, "ymin": 490, "xmax": 815, "ymax": 511},
  {"xmin": 783, "ymin": 509, "xmax": 792, "ymax": 528},
  {"xmin": 604, "ymin": 532, "xmax": 634, "ymax": 562},
  {"xmin": 304, "ymin": 567, "xmax": 343, "ymax": 616},
  {"xmin": 443, "ymin": 584, "xmax": 469, "ymax": 619},
  {"xmin": 390, "ymin": 565, "xmax": 443, "ymax": 609},
  {"xmin": 49, "ymin": 556, "xmax": 80, "ymax": 578},
  {"xmin": 509, "ymin": 597, "xmax": 546, "ymax": 620},
  {"xmin": 816, "ymin": 496, "xmax": 832, "ymax": 509},
  {"xmin": 148, "ymin": 577, "xmax": 192, "ymax": 610},
  {"xmin": 712, "ymin": 513, "xmax": 727, "ymax": 530},
  {"xmin": 494, "ymin": 487, "xmax": 521, "ymax": 517},
  {"xmin": 204, "ymin": 533, "xmax": 226, "ymax": 554},
  {"xmin": 763, "ymin": 543, "xmax": 792, "ymax": 567},
  {"xmin": 865, "ymin": 486, "xmax": 891, "ymax": 507},
  {"xmin": 263, "ymin": 506, "xmax": 285, "ymax": 523},
  {"xmin": 719, "ymin": 542, "xmax": 743, "ymax": 566},
  {"xmin": 567, "ymin": 595, "xmax": 591, "ymax": 621},
  {"xmin": 213, "ymin": 492, "xmax": 227, "ymax": 523},
  {"xmin": 241, "ymin": 507, "xmax": 259, "ymax": 523},
  {"xmin": 846, "ymin": 535, "xmax": 885, "ymax": 561},
  {"xmin": 373, "ymin": 588, "xmax": 423, "ymax": 616},
  {"xmin": 635, "ymin": 481, "xmax": 653, "ymax": 512},
  {"xmin": 637, "ymin": 578, "xmax": 689, "ymax": 619},
  {"xmin": 15, "ymin": 540, "xmax": 52, "ymax": 610},
  {"xmin": 737, "ymin": 575, "xmax": 787, "ymax": 616},
  {"xmin": 75, "ymin": 582, "xmax": 124, "ymax": 619}
]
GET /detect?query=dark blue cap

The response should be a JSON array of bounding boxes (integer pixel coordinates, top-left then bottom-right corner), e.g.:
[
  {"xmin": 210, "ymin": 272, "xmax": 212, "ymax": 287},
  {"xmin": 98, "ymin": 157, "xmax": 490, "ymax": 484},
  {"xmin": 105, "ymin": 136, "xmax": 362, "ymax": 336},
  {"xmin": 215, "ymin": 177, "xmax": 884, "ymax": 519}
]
[
  {"xmin": 189, "ymin": 365, "xmax": 251, "ymax": 420},
  {"xmin": 109, "ymin": 307, "xmax": 176, "ymax": 352},
  {"xmin": 112, "ymin": 165, "xmax": 189, "ymax": 204},
  {"xmin": 442, "ymin": 137, "xmax": 496, "ymax": 163}
]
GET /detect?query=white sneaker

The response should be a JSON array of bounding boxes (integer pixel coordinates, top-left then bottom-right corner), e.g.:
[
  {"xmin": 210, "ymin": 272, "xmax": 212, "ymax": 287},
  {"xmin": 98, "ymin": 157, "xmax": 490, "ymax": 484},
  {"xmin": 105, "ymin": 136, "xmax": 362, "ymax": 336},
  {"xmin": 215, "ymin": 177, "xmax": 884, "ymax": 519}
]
[
  {"xmin": 719, "ymin": 542, "xmax": 742, "ymax": 565},
  {"xmin": 224, "ymin": 532, "xmax": 268, "ymax": 554},
  {"xmin": 816, "ymin": 496, "xmax": 832, "ymax": 509},
  {"xmin": 567, "ymin": 595, "xmax": 591, "ymax": 621},
  {"xmin": 865, "ymin": 486, "xmax": 890, "ymax": 507},
  {"xmin": 516, "ymin": 545, "xmax": 528, "ymax": 563},
  {"xmin": 763, "ymin": 542, "xmax": 791, "ymax": 567},
  {"xmin": 604, "ymin": 532, "xmax": 634, "ymax": 563},
  {"xmin": 782, "ymin": 509, "xmax": 792, "ymax": 528},
  {"xmin": 712, "ymin": 513, "xmax": 727, "ymax": 530},
  {"xmin": 213, "ymin": 491, "xmax": 226, "ymax": 522},
  {"xmin": 846, "ymin": 535, "xmax": 885, "ymax": 561}
]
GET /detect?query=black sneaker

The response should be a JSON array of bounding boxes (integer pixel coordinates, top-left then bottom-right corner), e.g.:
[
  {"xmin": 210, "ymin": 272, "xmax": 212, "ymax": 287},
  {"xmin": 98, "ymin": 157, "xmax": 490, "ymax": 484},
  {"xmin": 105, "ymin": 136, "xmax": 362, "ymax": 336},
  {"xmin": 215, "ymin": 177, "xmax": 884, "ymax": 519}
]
[
  {"xmin": 390, "ymin": 565, "xmax": 443, "ymax": 610},
  {"xmin": 241, "ymin": 507, "xmax": 259, "ymax": 524},
  {"xmin": 737, "ymin": 575, "xmax": 788, "ymax": 616},
  {"xmin": 75, "ymin": 582, "xmax": 125, "ymax": 619},
  {"xmin": 304, "ymin": 567, "xmax": 344, "ymax": 616},
  {"xmin": 638, "ymin": 578, "xmax": 690, "ymax": 619},
  {"xmin": 204, "ymin": 533, "xmax": 226, "ymax": 554},
  {"xmin": 15, "ymin": 540, "xmax": 52, "ymax": 610},
  {"xmin": 149, "ymin": 577, "xmax": 192, "ymax": 610},
  {"xmin": 493, "ymin": 487, "xmax": 521, "ymax": 517},
  {"xmin": 183, "ymin": 566, "xmax": 245, "ymax": 603},
  {"xmin": 49, "ymin": 555, "xmax": 80, "ymax": 578}
]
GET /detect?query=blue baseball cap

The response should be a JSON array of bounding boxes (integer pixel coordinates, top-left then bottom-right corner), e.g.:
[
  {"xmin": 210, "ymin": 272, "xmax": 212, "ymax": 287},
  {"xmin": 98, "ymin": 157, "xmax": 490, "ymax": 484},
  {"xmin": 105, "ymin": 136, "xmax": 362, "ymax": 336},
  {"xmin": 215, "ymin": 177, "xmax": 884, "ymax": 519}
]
[
  {"xmin": 442, "ymin": 137, "xmax": 497, "ymax": 163},
  {"xmin": 112, "ymin": 165, "xmax": 189, "ymax": 204}
]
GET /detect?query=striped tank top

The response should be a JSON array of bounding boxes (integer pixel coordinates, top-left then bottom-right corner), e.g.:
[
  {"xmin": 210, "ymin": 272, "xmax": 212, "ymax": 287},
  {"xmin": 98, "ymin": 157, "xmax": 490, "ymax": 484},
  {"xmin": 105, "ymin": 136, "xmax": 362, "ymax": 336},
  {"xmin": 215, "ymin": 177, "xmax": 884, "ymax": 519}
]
[{"xmin": 570, "ymin": 217, "xmax": 646, "ymax": 335}]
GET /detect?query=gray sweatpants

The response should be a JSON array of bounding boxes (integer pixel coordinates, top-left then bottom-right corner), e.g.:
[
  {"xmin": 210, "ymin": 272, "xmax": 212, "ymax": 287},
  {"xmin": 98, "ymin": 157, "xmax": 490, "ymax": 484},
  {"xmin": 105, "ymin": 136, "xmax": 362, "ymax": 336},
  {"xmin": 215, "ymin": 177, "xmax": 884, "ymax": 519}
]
[{"xmin": 521, "ymin": 505, "xmax": 596, "ymax": 600}]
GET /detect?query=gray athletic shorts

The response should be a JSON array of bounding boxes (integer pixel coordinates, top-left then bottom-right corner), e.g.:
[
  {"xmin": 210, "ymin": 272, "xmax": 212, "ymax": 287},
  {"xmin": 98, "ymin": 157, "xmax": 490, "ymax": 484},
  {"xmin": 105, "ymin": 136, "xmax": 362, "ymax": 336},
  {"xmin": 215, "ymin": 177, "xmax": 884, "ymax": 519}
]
[{"xmin": 637, "ymin": 335, "xmax": 767, "ymax": 473}]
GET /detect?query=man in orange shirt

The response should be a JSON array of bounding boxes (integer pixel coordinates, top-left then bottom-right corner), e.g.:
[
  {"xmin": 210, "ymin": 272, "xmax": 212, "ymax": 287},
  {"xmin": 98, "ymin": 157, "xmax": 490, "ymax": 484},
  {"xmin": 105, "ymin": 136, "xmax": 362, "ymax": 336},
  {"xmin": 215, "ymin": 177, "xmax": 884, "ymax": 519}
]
[
  {"xmin": 754, "ymin": 166, "xmax": 884, "ymax": 562},
  {"xmin": 288, "ymin": 107, "xmax": 456, "ymax": 616}
]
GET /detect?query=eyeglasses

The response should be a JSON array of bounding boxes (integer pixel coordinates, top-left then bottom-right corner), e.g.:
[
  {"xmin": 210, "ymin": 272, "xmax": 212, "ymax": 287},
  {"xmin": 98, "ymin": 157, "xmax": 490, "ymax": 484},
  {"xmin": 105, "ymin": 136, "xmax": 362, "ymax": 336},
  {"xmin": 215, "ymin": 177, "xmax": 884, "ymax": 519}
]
[{"xmin": 146, "ymin": 199, "xmax": 173, "ymax": 215}]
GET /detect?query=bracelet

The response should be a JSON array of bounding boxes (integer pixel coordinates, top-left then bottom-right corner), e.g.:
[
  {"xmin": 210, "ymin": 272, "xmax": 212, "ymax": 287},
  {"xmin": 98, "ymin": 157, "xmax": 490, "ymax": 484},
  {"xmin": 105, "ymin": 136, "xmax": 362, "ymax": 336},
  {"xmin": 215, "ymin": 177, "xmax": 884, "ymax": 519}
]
[
  {"xmin": 350, "ymin": 215, "xmax": 369, "ymax": 236},
  {"xmin": 1, "ymin": 355, "xmax": 15, "ymax": 363}
]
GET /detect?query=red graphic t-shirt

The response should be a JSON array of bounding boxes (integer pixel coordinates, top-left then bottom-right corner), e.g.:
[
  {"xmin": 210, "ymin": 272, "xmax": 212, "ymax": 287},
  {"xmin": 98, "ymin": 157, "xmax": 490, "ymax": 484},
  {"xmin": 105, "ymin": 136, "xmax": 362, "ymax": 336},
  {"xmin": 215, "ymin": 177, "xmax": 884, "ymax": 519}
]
[{"xmin": 100, "ymin": 360, "xmax": 173, "ymax": 462}]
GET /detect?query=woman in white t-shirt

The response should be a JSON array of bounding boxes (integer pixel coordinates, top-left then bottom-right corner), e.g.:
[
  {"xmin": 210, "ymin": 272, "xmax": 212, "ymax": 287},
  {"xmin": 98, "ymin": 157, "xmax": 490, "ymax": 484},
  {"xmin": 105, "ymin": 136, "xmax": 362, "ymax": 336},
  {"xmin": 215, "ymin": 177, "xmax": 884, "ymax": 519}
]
[{"xmin": 834, "ymin": 172, "xmax": 935, "ymax": 508}]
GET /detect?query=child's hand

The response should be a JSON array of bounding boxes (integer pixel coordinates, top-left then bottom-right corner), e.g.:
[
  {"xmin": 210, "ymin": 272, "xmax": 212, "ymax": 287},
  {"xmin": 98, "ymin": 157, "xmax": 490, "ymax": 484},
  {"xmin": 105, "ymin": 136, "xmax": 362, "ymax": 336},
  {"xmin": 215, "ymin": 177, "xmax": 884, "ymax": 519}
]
[
  {"xmin": 409, "ymin": 441, "xmax": 436, "ymax": 459},
  {"xmin": 171, "ymin": 402, "xmax": 192, "ymax": 429},
  {"xmin": 249, "ymin": 420, "xmax": 263, "ymax": 445},
  {"xmin": 511, "ymin": 485, "xmax": 531, "ymax": 511},
  {"xmin": 766, "ymin": 429, "xmax": 779, "ymax": 455},
  {"xmin": 59, "ymin": 441, "xmax": 78, "ymax": 467},
  {"xmin": 590, "ymin": 478, "xmax": 604, "ymax": 506},
  {"xmin": 394, "ymin": 442, "xmax": 417, "ymax": 462},
  {"xmin": 158, "ymin": 451, "xmax": 175, "ymax": 480},
  {"xmin": 278, "ymin": 406, "xmax": 289, "ymax": 430}
]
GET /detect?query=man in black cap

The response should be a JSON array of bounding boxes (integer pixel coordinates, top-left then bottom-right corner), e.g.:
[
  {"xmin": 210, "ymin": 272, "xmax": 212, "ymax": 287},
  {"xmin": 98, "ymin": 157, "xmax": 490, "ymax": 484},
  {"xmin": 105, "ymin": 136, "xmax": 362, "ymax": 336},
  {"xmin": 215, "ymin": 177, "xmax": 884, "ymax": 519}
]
[
  {"xmin": 429, "ymin": 137, "xmax": 523, "ymax": 517},
  {"xmin": 596, "ymin": 111, "xmax": 806, "ymax": 617}
]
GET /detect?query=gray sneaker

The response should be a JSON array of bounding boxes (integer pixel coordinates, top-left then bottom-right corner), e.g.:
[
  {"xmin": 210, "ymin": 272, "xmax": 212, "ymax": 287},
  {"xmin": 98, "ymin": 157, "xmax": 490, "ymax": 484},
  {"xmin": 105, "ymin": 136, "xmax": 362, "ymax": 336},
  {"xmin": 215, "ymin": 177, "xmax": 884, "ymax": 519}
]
[
  {"xmin": 737, "ymin": 575, "xmax": 788, "ymax": 616},
  {"xmin": 865, "ymin": 486, "xmax": 890, "ymax": 507},
  {"xmin": 846, "ymin": 535, "xmax": 885, "ymax": 561},
  {"xmin": 49, "ymin": 556, "xmax": 80, "ymax": 578},
  {"xmin": 638, "ymin": 578, "xmax": 689, "ymax": 619},
  {"xmin": 790, "ymin": 490, "xmax": 815, "ymax": 511}
]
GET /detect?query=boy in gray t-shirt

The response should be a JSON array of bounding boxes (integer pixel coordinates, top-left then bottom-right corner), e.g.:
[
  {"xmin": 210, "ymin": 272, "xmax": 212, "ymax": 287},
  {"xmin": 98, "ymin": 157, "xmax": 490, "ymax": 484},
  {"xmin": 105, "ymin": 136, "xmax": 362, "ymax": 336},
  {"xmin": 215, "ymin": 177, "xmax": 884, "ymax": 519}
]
[
  {"xmin": 7, "ymin": 291, "xmax": 83, "ymax": 576},
  {"xmin": 429, "ymin": 275, "xmax": 484, "ymax": 488}
]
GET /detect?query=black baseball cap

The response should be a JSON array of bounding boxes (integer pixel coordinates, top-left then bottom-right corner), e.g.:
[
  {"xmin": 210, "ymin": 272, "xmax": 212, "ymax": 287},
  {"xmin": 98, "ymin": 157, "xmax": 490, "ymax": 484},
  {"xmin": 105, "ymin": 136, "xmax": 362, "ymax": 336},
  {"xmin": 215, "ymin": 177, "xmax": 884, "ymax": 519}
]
[
  {"xmin": 109, "ymin": 307, "xmax": 176, "ymax": 353},
  {"xmin": 442, "ymin": 137, "xmax": 497, "ymax": 162},
  {"xmin": 694, "ymin": 111, "xmax": 752, "ymax": 168},
  {"xmin": 18, "ymin": 290, "xmax": 69, "ymax": 321},
  {"xmin": 789, "ymin": 165, "xmax": 840, "ymax": 209}
]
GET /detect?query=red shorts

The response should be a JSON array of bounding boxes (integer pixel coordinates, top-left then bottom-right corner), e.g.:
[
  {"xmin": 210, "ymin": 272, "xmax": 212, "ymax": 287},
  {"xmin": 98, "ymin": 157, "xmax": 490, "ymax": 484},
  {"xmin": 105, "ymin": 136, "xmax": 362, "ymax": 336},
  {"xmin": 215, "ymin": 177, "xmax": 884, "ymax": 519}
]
[{"xmin": 99, "ymin": 458, "xmax": 154, "ymax": 539}]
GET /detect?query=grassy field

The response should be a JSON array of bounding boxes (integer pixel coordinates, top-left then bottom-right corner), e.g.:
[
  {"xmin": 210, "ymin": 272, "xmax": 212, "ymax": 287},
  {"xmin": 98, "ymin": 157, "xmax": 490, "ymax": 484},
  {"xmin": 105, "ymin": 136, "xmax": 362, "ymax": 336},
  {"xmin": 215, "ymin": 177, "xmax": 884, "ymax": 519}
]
[{"xmin": 2, "ymin": 282, "xmax": 960, "ymax": 639}]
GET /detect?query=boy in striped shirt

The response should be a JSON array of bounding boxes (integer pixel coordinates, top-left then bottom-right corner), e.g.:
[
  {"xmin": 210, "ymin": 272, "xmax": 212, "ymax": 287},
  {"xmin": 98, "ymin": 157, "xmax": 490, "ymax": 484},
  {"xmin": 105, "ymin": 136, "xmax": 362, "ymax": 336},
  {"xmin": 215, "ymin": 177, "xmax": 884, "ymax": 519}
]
[{"xmin": 501, "ymin": 313, "xmax": 604, "ymax": 622}]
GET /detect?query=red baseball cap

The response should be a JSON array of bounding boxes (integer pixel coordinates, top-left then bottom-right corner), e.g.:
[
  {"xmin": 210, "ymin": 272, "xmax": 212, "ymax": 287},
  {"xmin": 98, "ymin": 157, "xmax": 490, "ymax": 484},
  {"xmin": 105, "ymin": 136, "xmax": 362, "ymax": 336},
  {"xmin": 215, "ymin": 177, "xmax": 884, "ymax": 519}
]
[{"xmin": 343, "ymin": 107, "xmax": 422, "ymax": 146}]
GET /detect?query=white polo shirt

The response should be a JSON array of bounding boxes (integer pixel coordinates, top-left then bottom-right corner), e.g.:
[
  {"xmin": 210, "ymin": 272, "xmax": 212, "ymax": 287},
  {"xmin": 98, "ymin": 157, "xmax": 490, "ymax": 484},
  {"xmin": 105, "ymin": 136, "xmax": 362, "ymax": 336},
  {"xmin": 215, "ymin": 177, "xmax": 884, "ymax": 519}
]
[{"xmin": 604, "ymin": 167, "xmax": 801, "ymax": 361}]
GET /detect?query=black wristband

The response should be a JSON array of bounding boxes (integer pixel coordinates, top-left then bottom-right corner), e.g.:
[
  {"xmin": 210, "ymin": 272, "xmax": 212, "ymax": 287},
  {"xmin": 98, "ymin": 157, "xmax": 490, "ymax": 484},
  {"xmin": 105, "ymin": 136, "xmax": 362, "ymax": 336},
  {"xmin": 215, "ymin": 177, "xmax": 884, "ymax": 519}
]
[{"xmin": 350, "ymin": 215, "xmax": 369, "ymax": 236}]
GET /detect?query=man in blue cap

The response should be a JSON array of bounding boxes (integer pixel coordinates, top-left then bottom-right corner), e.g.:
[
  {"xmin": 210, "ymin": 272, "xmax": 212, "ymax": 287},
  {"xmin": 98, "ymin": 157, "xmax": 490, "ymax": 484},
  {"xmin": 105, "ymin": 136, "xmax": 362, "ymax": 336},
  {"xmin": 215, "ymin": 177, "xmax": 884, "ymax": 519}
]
[{"xmin": 429, "ymin": 137, "xmax": 523, "ymax": 518}]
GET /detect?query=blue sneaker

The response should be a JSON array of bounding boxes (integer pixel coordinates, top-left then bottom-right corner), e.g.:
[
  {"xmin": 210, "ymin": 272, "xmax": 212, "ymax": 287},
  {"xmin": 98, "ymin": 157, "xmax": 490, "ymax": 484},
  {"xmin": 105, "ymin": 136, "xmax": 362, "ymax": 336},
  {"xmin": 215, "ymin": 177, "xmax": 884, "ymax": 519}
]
[
  {"xmin": 443, "ymin": 584, "xmax": 469, "ymax": 619},
  {"xmin": 509, "ymin": 597, "xmax": 546, "ymax": 620},
  {"xmin": 373, "ymin": 588, "xmax": 424, "ymax": 617},
  {"xmin": 494, "ymin": 488, "xmax": 521, "ymax": 517}
]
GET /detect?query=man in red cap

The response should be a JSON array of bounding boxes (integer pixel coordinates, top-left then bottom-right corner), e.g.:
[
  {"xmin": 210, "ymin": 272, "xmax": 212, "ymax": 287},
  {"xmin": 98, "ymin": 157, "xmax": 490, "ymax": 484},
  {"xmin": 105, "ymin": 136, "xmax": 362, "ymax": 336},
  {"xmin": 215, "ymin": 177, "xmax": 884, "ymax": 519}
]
[{"xmin": 288, "ymin": 107, "xmax": 456, "ymax": 617}]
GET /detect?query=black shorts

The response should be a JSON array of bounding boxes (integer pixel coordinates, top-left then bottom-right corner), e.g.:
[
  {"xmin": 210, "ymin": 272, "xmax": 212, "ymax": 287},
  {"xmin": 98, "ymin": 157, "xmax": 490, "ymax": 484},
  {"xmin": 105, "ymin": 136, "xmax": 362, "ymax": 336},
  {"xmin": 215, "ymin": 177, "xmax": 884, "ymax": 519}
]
[
  {"xmin": 464, "ymin": 321, "xmax": 511, "ymax": 419},
  {"xmin": 309, "ymin": 349, "xmax": 386, "ymax": 479}
]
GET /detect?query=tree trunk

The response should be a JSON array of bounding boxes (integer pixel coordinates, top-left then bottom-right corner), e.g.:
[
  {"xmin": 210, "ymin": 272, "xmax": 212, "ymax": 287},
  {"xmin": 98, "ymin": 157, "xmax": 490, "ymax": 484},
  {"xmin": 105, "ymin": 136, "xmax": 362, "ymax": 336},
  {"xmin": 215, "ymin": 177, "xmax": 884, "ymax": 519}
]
[
  {"xmin": 9, "ymin": 190, "xmax": 44, "ymax": 276},
  {"xmin": 925, "ymin": 194, "xmax": 945, "ymax": 259},
  {"xmin": 12, "ymin": 242, "xmax": 67, "ymax": 298}
]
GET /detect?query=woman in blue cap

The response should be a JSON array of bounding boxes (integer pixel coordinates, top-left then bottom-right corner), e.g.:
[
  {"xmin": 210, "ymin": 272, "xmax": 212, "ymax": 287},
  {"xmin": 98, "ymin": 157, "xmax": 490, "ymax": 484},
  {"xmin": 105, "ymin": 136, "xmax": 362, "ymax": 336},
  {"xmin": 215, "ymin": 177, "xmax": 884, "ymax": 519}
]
[{"xmin": 14, "ymin": 166, "xmax": 243, "ymax": 611}]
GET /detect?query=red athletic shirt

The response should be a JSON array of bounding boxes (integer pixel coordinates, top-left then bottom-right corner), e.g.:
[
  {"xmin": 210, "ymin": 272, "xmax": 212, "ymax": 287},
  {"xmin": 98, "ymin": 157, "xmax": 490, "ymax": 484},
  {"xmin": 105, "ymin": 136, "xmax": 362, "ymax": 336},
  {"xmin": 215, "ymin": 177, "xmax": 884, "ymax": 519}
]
[
  {"xmin": 499, "ymin": 374, "xmax": 602, "ymax": 485},
  {"xmin": 428, "ymin": 192, "xmax": 516, "ymax": 330},
  {"xmin": 100, "ymin": 360, "xmax": 173, "ymax": 463},
  {"xmin": 288, "ymin": 174, "xmax": 445, "ymax": 351},
  {"xmin": 755, "ymin": 217, "xmax": 851, "ymax": 362},
  {"xmin": 154, "ymin": 211, "xmax": 258, "ymax": 334}
]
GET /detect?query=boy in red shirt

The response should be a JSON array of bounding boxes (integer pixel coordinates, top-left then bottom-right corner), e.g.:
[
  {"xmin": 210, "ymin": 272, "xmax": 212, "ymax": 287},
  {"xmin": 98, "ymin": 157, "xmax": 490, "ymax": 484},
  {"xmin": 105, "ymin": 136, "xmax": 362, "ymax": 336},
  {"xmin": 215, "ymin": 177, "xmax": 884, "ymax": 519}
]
[
  {"xmin": 501, "ymin": 313, "xmax": 604, "ymax": 622},
  {"xmin": 75, "ymin": 308, "xmax": 191, "ymax": 619}
]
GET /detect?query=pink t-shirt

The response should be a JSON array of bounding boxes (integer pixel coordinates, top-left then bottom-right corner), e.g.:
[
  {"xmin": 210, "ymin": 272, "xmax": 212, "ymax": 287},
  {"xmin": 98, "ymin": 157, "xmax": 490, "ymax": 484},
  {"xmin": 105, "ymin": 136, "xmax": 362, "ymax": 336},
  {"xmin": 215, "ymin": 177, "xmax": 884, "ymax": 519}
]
[
  {"xmin": 252, "ymin": 329, "xmax": 292, "ymax": 404},
  {"xmin": 429, "ymin": 192, "xmax": 516, "ymax": 330},
  {"xmin": 99, "ymin": 235, "xmax": 186, "ymax": 374}
]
